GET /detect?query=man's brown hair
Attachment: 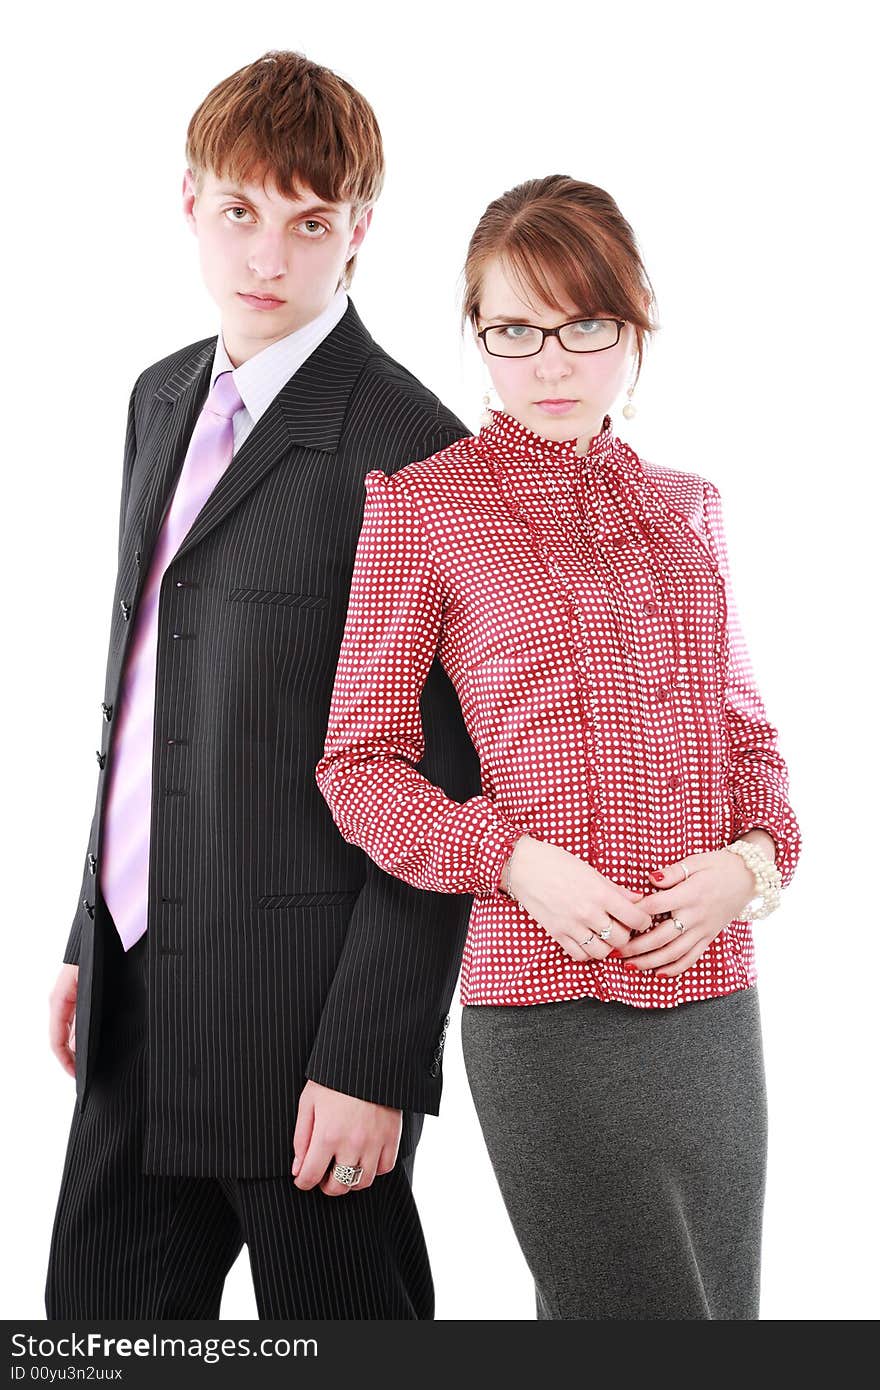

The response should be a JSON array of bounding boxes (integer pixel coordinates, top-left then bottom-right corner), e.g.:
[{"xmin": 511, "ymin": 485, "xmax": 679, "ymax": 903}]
[{"xmin": 185, "ymin": 50, "xmax": 385, "ymax": 289}]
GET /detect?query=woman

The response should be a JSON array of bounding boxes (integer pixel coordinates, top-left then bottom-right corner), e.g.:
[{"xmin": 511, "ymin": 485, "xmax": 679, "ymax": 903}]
[{"xmin": 314, "ymin": 175, "xmax": 801, "ymax": 1320}]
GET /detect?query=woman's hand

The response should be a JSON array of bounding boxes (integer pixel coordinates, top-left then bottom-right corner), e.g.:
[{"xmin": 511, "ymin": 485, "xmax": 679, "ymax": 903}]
[
  {"xmin": 505, "ymin": 836, "xmax": 654, "ymax": 962},
  {"xmin": 616, "ymin": 847, "xmax": 759, "ymax": 977}
]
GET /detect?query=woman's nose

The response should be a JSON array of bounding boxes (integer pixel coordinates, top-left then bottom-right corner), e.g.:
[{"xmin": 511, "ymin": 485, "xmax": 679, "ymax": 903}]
[{"xmin": 535, "ymin": 335, "xmax": 571, "ymax": 378}]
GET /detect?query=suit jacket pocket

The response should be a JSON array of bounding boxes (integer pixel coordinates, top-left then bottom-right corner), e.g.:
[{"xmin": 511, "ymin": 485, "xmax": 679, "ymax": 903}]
[
  {"xmin": 228, "ymin": 588, "xmax": 330, "ymax": 608},
  {"xmin": 257, "ymin": 890, "xmax": 361, "ymax": 909}
]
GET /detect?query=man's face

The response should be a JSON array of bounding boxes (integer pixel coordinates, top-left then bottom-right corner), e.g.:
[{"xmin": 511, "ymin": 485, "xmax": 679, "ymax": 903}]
[{"xmin": 183, "ymin": 168, "xmax": 372, "ymax": 362}]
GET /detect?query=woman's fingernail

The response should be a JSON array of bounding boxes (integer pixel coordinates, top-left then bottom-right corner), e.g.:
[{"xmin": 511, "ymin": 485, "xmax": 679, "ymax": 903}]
[
  {"xmin": 623, "ymin": 961, "xmax": 640, "ymax": 971},
  {"xmin": 608, "ymin": 948, "xmax": 621, "ymax": 958},
  {"xmin": 649, "ymin": 870, "xmax": 664, "ymax": 883}
]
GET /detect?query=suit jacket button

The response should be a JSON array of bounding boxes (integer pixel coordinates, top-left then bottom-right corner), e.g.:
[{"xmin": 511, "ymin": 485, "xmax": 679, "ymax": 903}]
[
  {"xmin": 96, "ymin": 750, "xmax": 106, "ymax": 768},
  {"xmin": 429, "ymin": 1060, "xmax": 441, "ymax": 1078},
  {"xmin": 135, "ymin": 549, "xmax": 142, "ymax": 566},
  {"xmin": 120, "ymin": 600, "xmax": 132, "ymax": 621},
  {"xmin": 102, "ymin": 702, "xmax": 113, "ymax": 722}
]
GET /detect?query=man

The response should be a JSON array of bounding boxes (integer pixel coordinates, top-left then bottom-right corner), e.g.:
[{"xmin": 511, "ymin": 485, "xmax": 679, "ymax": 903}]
[{"xmin": 45, "ymin": 49, "xmax": 478, "ymax": 1320}]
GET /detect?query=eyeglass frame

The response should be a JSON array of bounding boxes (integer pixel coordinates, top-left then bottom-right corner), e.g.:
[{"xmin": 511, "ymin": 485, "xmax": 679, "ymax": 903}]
[{"xmin": 476, "ymin": 316, "xmax": 626, "ymax": 358}]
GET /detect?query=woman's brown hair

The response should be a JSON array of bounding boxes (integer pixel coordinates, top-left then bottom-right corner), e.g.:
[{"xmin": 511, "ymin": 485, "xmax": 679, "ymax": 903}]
[
  {"xmin": 461, "ymin": 175, "xmax": 659, "ymax": 382},
  {"xmin": 185, "ymin": 50, "xmax": 385, "ymax": 289}
]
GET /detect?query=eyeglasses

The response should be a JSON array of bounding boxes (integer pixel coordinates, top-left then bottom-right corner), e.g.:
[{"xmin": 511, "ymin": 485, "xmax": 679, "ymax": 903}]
[{"xmin": 477, "ymin": 317, "xmax": 624, "ymax": 358}]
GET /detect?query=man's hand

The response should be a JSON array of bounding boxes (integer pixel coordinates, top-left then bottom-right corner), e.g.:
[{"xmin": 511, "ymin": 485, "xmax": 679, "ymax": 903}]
[
  {"xmin": 291, "ymin": 1080, "xmax": 403, "ymax": 1196},
  {"xmin": 49, "ymin": 965, "xmax": 79, "ymax": 1078}
]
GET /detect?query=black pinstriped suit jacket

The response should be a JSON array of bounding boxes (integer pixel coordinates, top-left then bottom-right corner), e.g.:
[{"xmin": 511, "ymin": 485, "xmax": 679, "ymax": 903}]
[{"xmin": 63, "ymin": 298, "xmax": 481, "ymax": 1176}]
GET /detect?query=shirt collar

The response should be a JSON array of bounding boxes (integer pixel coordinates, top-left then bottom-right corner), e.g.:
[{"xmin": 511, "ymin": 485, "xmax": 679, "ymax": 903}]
[
  {"xmin": 477, "ymin": 407, "xmax": 621, "ymax": 469},
  {"xmin": 209, "ymin": 284, "xmax": 349, "ymax": 424}
]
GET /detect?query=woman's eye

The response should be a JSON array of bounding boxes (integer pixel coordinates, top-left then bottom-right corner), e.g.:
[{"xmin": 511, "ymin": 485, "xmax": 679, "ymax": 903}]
[
  {"xmin": 571, "ymin": 319, "xmax": 601, "ymax": 334},
  {"xmin": 502, "ymin": 325, "xmax": 530, "ymax": 338}
]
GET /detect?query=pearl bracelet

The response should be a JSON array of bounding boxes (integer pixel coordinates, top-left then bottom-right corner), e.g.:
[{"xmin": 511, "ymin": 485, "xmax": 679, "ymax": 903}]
[{"xmin": 723, "ymin": 838, "xmax": 783, "ymax": 920}]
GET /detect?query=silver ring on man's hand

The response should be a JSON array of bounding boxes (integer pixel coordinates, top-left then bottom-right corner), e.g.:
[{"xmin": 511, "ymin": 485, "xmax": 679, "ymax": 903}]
[{"xmin": 332, "ymin": 1162, "xmax": 364, "ymax": 1187}]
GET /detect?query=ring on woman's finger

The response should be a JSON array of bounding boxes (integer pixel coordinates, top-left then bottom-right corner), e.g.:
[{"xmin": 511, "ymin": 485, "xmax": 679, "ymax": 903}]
[
  {"xmin": 580, "ymin": 932, "xmax": 595, "ymax": 948},
  {"xmin": 672, "ymin": 916, "xmax": 686, "ymax": 934},
  {"xmin": 598, "ymin": 920, "xmax": 613, "ymax": 941}
]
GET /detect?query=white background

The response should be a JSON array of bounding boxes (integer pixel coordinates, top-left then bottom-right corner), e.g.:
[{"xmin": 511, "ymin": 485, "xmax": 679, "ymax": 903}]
[{"xmin": 2, "ymin": 0, "xmax": 876, "ymax": 1321}]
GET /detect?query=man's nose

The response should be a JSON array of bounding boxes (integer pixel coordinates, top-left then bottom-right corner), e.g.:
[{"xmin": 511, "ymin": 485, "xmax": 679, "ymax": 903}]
[{"xmin": 247, "ymin": 230, "xmax": 288, "ymax": 281}]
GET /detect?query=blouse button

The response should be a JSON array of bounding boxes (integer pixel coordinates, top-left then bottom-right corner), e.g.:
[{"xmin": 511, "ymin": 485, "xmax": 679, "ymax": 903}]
[
  {"xmin": 666, "ymin": 773, "xmax": 681, "ymax": 790},
  {"xmin": 643, "ymin": 598, "xmax": 659, "ymax": 615},
  {"xmin": 657, "ymin": 684, "xmax": 672, "ymax": 701}
]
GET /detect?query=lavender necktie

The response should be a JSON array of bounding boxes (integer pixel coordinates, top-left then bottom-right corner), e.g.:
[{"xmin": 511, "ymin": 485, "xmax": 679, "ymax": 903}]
[{"xmin": 99, "ymin": 370, "xmax": 244, "ymax": 950}]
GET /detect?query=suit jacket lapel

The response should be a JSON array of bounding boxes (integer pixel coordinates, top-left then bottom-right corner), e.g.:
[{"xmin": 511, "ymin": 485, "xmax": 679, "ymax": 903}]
[
  {"xmin": 136, "ymin": 298, "xmax": 376, "ymax": 569},
  {"xmin": 133, "ymin": 341, "xmax": 215, "ymax": 567}
]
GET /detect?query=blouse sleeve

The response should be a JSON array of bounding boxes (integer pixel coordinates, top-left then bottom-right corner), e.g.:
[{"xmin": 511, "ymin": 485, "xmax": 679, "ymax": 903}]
[
  {"xmin": 315, "ymin": 469, "xmax": 524, "ymax": 896},
  {"xmin": 702, "ymin": 480, "xmax": 802, "ymax": 886}
]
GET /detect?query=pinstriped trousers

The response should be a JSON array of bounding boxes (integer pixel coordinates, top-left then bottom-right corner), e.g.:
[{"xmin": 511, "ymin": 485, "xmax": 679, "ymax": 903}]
[{"xmin": 45, "ymin": 897, "xmax": 433, "ymax": 1320}]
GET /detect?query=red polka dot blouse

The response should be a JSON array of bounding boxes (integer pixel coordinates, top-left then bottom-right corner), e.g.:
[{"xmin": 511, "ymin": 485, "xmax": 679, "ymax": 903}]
[{"xmin": 315, "ymin": 408, "xmax": 802, "ymax": 1008}]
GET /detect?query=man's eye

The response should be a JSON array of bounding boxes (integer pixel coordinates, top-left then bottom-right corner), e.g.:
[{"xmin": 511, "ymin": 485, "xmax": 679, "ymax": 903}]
[
  {"xmin": 301, "ymin": 220, "xmax": 328, "ymax": 235},
  {"xmin": 224, "ymin": 207, "xmax": 253, "ymax": 223}
]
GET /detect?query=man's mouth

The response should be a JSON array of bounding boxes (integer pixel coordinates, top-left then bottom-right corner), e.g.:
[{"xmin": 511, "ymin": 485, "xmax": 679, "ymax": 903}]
[{"xmin": 238, "ymin": 291, "xmax": 285, "ymax": 307}]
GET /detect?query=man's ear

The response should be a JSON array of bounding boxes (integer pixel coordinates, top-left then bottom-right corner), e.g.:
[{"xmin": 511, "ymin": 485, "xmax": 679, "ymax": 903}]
[
  {"xmin": 349, "ymin": 204, "xmax": 374, "ymax": 255},
  {"xmin": 182, "ymin": 168, "xmax": 198, "ymax": 233}
]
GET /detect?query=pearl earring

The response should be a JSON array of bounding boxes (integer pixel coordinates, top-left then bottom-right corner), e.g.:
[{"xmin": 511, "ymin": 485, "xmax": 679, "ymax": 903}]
[
  {"xmin": 622, "ymin": 383, "xmax": 637, "ymax": 420},
  {"xmin": 480, "ymin": 391, "xmax": 495, "ymax": 427}
]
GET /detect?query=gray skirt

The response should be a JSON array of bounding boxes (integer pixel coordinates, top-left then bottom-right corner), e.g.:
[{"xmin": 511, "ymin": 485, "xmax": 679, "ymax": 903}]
[{"xmin": 461, "ymin": 985, "xmax": 767, "ymax": 1320}]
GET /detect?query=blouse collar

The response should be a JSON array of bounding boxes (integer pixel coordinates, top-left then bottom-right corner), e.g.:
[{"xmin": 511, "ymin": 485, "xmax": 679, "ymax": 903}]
[{"xmin": 476, "ymin": 407, "xmax": 632, "ymax": 475}]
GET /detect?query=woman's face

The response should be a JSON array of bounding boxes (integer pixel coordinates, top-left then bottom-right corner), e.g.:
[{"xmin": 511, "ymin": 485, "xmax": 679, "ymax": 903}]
[{"xmin": 473, "ymin": 256, "xmax": 636, "ymax": 444}]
